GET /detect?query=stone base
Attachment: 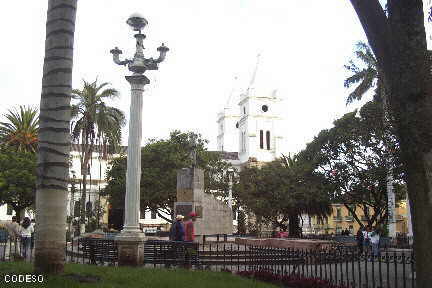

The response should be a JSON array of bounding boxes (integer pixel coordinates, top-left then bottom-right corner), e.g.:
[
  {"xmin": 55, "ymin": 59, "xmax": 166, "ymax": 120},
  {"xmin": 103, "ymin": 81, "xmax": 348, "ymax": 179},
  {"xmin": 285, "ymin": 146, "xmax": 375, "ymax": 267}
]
[{"xmin": 115, "ymin": 232, "xmax": 147, "ymax": 266}]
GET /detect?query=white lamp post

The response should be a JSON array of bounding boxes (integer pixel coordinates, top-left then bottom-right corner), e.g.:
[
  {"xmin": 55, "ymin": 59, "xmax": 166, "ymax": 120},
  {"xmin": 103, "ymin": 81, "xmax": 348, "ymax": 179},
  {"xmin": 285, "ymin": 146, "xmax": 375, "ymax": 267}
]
[
  {"xmin": 227, "ymin": 168, "xmax": 234, "ymax": 209},
  {"xmin": 110, "ymin": 13, "xmax": 168, "ymax": 265}
]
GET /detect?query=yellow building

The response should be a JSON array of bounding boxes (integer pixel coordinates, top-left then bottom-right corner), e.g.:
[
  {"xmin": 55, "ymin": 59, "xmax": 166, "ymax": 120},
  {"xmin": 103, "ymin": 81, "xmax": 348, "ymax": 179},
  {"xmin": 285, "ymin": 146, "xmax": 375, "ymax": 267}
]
[{"xmin": 311, "ymin": 201, "xmax": 408, "ymax": 235}]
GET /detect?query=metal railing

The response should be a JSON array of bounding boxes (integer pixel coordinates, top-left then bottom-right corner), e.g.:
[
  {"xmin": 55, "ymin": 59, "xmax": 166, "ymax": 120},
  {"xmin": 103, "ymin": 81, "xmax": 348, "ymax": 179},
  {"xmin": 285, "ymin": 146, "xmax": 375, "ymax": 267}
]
[{"xmin": 0, "ymin": 234, "xmax": 416, "ymax": 287}]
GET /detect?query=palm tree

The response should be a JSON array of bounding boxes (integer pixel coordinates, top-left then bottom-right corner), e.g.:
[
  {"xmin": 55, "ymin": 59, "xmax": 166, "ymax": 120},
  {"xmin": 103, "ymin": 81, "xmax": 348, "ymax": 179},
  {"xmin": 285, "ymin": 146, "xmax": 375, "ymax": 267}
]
[
  {"xmin": 71, "ymin": 79, "xmax": 125, "ymax": 231},
  {"xmin": 35, "ymin": 0, "xmax": 78, "ymax": 274},
  {"xmin": 0, "ymin": 106, "xmax": 38, "ymax": 152},
  {"xmin": 344, "ymin": 41, "xmax": 397, "ymax": 236},
  {"xmin": 344, "ymin": 41, "xmax": 383, "ymax": 105}
]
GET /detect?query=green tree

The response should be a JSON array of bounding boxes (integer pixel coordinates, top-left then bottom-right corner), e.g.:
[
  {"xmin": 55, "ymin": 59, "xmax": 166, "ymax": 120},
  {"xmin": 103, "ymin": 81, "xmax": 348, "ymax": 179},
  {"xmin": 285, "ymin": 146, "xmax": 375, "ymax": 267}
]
[
  {"xmin": 0, "ymin": 106, "xmax": 38, "ymax": 153},
  {"xmin": 349, "ymin": 2, "xmax": 432, "ymax": 285},
  {"xmin": 304, "ymin": 101, "xmax": 401, "ymax": 228},
  {"xmin": 235, "ymin": 154, "xmax": 332, "ymax": 237},
  {"xmin": 0, "ymin": 146, "xmax": 37, "ymax": 222},
  {"xmin": 103, "ymin": 131, "xmax": 231, "ymax": 223},
  {"xmin": 344, "ymin": 40, "xmax": 400, "ymax": 236},
  {"xmin": 71, "ymin": 79, "xmax": 125, "ymax": 228},
  {"xmin": 35, "ymin": 0, "xmax": 77, "ymax": 274}
]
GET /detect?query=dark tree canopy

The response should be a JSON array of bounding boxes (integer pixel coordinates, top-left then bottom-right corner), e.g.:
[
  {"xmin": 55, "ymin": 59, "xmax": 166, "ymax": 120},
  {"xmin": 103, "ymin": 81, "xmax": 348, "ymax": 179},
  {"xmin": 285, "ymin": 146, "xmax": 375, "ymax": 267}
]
[
  {"xmin": 0, "ymin": 145, "xmax": 37, "ymax": 222},
  {"xmin": 303, "ymin": 101, "xmax": 402, "ymax": 228},
  {"xmin": 235, "ymin": 154, "xmax": 332, "ymax": 237}
]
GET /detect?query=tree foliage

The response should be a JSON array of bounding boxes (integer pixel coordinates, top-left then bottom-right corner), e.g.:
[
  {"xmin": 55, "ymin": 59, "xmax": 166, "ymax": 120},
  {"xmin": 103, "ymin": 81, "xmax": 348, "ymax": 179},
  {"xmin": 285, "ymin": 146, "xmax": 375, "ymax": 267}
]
[
  {"xmin": 0, "ymin": 106, "xmax": 39, "ymax": 153},
  {"xmin": 0, "ymin": 145, "xmax": 37, "ymax": 222},
  {"xmin": 103, "ymin": 130, "xmax": 232, "ymax": 222},
  {"xmin": 304, "ymin": 101, "xmax": 402, "ymax": 228},
  {"xmin": 235, "ymin": 154, "xmax": 332, "ymax": 237},
  {"xmin": 344, "ymin": 41, "xmax": 381, "ymax": 105}
]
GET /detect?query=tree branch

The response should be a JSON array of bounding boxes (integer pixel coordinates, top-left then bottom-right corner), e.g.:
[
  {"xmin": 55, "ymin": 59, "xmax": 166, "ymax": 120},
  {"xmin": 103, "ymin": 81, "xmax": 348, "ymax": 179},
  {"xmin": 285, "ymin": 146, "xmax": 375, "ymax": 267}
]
[{"xmin": 349, "ymin": 0, "xmax": 392, "ymax": 78}]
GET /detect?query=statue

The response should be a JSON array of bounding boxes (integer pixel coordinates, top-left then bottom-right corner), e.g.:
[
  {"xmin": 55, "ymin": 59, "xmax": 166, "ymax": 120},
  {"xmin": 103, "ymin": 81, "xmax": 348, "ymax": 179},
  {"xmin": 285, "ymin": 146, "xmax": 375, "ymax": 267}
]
[{"xmin": 188, "ymin": 134, "xmax": 198, "ymax": 168}]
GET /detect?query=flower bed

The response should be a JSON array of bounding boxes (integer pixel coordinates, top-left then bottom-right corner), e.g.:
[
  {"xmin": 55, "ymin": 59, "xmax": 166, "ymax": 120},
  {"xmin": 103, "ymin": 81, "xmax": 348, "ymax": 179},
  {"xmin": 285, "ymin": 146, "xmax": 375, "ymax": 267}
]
[{"xmin": 235, "ymin": 270, "xmax": 350, "ymax": 288}]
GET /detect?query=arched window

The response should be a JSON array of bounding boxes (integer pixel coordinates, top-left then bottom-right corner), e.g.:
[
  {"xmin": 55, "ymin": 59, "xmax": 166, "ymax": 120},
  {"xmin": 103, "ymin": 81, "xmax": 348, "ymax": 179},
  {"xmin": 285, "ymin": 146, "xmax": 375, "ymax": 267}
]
[
  {"xmin": 266, "ymin": 131, "xmax": 270, "ymax": 150},
  {"xmin": 259, "ymin": 130, "xmax": 263, "ymax": 149}
]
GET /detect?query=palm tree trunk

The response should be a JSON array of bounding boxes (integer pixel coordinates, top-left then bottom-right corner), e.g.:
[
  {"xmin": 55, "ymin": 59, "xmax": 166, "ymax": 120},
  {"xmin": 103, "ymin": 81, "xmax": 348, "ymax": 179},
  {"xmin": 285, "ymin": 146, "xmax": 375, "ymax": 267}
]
[
  {"xmin": 79, "ymin": 173, "xmax": 87, "ymax": 233},
  {"xmin": 35, "ymin": 0, "xmax": 77, "ymax": 274},
  {"xmin": 79, "ymin": 141, "xmax": 92, "ymax": 233}
]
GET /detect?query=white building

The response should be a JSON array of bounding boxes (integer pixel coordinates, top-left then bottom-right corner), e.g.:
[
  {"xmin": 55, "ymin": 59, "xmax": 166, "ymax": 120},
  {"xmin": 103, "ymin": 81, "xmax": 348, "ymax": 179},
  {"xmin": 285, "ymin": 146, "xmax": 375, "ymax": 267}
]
[
  {"xmin": 217, "ymin": 56, "xmax": 284, "ymax": 166},
  {"xmin": 68, "ymin": 144, "xmax": 171, "ymax": 231}
]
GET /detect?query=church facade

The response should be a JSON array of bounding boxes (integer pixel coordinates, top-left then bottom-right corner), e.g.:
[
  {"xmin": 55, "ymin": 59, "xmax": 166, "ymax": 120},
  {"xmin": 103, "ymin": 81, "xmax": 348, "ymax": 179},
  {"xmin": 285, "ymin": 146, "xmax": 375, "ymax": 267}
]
[{"xmin": 217, "ymin": 87, "xmax": 284, "ymax": 166}]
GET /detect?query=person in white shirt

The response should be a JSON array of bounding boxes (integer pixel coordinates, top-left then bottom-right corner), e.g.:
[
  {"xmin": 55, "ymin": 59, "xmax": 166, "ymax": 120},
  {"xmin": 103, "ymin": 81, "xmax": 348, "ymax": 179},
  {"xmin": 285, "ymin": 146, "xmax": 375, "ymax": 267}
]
[
  {"xmin": 362, "ymin": 225, "xmax": 372, "ymax": 254},
  {"xmin": 370, "ymin": 226, "xmax": 381, "ymax": 258},
  {"xmin": 20, "ymin": 217, "xmax": 34, "ymax": 260}
]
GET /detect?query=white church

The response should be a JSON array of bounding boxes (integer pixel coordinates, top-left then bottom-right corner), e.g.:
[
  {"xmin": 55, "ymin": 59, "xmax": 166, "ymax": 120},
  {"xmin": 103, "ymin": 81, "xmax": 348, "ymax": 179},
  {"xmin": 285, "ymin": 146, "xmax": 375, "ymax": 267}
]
[{"xmin": 215, "ymin": 56, "xmax": 313, "ymax": 234}]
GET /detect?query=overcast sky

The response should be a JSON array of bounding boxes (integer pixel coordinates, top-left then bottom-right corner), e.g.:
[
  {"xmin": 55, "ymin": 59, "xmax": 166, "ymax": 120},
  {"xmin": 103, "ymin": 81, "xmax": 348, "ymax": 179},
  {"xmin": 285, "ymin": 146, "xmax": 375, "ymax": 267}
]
[{"xmin": 1, "ymin": 1, "xmax": 430, "ymax": 155}]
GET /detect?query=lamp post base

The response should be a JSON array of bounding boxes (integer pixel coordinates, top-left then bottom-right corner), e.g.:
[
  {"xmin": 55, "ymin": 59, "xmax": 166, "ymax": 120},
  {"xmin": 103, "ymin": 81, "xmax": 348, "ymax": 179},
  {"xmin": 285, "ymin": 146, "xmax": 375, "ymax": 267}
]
[{"xmin": 115, "ymin": 232, "xmax": 147, "ymax": 266}]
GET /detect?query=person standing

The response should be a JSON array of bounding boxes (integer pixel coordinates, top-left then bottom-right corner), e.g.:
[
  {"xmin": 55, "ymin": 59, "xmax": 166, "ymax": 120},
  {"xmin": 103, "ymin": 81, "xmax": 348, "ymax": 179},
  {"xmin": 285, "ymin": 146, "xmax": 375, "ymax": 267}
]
[
  {"xmin": 183, "ymin": 212, "xmax": 198, "ymax": 268},
  {"xmin": 356, "ymin": 227, "xmax": 364, "ymax": 254},
  {"xmin": 370, "ymin": 226, "xmax": 381, "ymax": 259},
  {"xmin": 169, "ymin": 215, "xmax": 185, "ymax": 241},
  {"xmin": 30, "ymin": 219, "xmax": 36, "ymax": 250},
  {"xmin": 6, "ymin": 216, "xmax": 21, "ymax": 255},
  {"xmin": 362, "ymin": 225, "xmax": 372, "ymax": 256},
  {"xmin": 184, "ymin": 212, "xmax": 197, "ymax": 242},
  {"xmin": 20, "ymin": 217, "xmax": 34, "ymax": 261},
  {"xmin": 0, "ymin": 223, "xmax": 8, "ymax": 260}
]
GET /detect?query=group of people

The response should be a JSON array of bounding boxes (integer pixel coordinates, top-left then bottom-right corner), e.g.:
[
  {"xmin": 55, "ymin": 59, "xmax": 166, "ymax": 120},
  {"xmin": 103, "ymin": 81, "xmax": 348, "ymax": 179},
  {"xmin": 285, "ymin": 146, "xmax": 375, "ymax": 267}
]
[
  {"xmin": 340, "ymin": 228, "xmax": 351, "ymax": 236},
  {"xmin": 169, "ymin": 212, "xmax": 197, "ymax": 242},
  {"xmin": 0, "ymin": 216, "xmax": 35, "ymax": 260},
  {"xmin": 356, "ymin": 225, "xmax": 381, "ymax": 258}
]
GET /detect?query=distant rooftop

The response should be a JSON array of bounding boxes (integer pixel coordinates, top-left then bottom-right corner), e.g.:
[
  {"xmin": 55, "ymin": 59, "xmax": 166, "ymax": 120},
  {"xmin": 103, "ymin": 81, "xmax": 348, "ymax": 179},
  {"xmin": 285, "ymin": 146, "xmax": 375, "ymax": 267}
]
[{"xmin": 209, "ymin": 151, "xmax": 239, "ymax": 160}]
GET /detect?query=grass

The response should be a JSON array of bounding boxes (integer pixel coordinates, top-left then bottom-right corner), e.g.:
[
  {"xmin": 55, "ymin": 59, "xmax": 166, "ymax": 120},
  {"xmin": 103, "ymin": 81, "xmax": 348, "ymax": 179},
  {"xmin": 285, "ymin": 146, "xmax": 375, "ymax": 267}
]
[{"xmin": 0, "ymin": 262, "xmax": 278, "ymax": 288}]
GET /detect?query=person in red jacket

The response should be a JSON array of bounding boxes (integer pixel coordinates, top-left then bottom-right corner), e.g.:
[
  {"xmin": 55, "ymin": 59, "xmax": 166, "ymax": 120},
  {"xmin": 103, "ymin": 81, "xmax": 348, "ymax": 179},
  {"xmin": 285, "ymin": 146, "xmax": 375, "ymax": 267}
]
[{"xmin": 184, "ymin": 212, "xmax": 197, "ymax": 242}]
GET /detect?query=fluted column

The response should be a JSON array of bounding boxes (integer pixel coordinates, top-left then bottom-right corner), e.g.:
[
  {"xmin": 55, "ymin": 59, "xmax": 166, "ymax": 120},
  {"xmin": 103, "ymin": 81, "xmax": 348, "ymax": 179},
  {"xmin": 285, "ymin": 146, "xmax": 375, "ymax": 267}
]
[{"xmin": 122, "ymin": 74, "xmax": 150, "ymax": 233}]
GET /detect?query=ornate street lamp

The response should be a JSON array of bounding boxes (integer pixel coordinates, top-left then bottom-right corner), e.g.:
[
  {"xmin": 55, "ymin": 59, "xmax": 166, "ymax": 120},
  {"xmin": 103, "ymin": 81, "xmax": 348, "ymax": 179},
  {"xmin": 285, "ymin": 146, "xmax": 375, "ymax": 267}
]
[{"xmin": 110, "ymin": 13, "xmax": 168, "ymax": 265}]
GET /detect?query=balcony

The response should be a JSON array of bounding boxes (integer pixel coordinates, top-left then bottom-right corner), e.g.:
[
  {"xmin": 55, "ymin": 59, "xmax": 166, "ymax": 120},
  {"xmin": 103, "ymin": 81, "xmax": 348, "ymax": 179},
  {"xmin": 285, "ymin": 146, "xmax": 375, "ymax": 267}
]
[
  {"xmin": 344, "ymin": 216, "xmax": 354, "ymax": 222},
  {"xmin": 361, "ymin": 216, "xmax": 369, "ymax": 221},
  {"xmin": 333, "ymin": 216, "xmax": 343, "ymax": 222}
]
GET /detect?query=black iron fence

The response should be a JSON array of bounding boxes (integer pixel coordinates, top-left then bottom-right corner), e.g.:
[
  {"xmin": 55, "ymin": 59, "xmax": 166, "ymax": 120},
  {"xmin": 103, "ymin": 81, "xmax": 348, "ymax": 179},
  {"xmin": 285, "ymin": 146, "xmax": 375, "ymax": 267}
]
[
  {"xmin": 202, "ymin": 233, "xmax": 414, "ymax": 250},
  {"xmin": 0, "ymin": 235, "xmax": 416, "ymax": 288}
]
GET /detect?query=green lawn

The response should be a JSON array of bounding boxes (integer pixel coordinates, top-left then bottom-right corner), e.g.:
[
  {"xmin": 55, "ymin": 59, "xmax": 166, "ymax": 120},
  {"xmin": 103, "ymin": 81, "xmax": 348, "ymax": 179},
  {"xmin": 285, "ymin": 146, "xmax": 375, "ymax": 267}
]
[{"xmin": 0, "ymin": 262, "xmax": 278, "ymax": 288}]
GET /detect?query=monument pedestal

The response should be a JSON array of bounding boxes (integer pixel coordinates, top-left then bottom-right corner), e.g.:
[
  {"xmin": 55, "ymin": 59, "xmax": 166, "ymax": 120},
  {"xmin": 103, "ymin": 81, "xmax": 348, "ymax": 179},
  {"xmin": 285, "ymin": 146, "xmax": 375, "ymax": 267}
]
[
  {"xmin": 174, "ymin": 167, "xmax": 233, "ymax": 241},
  {"xmin": 115, "ymin": 232, "xmax": 146, "ymax": 266}
]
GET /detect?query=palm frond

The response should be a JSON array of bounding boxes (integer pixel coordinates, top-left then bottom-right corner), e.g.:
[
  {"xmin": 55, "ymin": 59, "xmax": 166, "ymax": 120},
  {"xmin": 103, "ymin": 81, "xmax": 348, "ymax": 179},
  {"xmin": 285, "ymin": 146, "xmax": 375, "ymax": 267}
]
[{"xmin": 71, "ymin": 79, "xmax": 126, "ymax": 154}]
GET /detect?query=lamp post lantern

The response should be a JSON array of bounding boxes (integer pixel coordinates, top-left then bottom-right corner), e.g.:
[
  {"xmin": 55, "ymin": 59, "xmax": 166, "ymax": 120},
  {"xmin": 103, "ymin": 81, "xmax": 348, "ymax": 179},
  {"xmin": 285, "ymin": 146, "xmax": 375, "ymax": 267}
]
[{"xmin": 110, "ymin": 13, "xmax": 168, "ymax": 265}]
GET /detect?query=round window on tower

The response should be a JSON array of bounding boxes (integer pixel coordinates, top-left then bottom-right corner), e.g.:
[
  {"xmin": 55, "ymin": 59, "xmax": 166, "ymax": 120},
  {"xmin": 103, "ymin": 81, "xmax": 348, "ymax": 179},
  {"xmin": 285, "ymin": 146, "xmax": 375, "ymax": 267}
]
[{"xmin": 262, "ymin": 105, "xmax": 269, "ymax": 112}]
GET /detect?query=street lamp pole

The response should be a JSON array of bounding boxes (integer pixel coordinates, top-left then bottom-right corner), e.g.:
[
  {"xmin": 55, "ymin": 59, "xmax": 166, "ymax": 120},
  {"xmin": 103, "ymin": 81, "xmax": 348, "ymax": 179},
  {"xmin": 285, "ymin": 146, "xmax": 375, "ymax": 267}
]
[
  {"xmin": 110, "ymin": 13, "xmax": 168, "ymax": 265},
  {"xmin": 227, "ymin": 168, "xmax": 234, "ymax": 209}
]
